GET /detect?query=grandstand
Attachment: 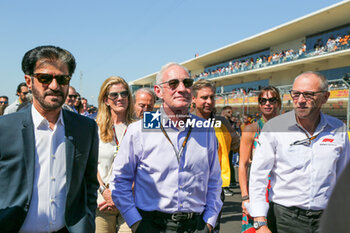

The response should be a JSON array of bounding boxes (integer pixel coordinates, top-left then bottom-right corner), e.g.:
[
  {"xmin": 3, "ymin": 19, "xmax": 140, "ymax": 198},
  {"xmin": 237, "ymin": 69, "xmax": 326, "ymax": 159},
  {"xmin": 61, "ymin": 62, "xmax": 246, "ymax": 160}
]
[{"xmin": 130, "ymin": 1, "xmax": 350, "ymax": 129}]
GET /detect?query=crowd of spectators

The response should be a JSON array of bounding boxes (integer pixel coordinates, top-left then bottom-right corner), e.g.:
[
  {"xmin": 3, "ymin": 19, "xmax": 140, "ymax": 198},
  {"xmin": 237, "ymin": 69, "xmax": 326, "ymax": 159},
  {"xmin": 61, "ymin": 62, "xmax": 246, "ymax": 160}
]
[
  {"xmin": 216, "ymin": 78, "xmax": 348, "ymax": 102},
  {"xmin": 0, "ymin": 84, "xmax": 98, "ymax": 117},
  {"xmin": 193, "ymin": 33, "xmax": 350, "ymax": 80}
]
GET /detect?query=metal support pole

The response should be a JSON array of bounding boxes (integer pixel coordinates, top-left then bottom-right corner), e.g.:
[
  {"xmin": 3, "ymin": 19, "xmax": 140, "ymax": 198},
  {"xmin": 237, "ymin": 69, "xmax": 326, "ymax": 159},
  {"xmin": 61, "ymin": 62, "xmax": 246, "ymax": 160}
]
[
  {"xmin": 342, "ymin": 77, "xmax": 350, "ymax": 131},
  {"xmin": 242, "ymin": 94, "xmax": 245, "ymax": 116},
  {"xmin": 347, "ymin": 86, "xmax": 350, "ymax": 131}
]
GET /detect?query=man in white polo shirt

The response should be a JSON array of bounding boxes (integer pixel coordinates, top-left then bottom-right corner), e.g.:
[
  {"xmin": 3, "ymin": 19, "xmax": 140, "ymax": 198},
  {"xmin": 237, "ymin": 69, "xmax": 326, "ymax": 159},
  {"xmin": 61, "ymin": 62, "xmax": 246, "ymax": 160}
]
[{"xmin": 248, "ymin": 71, "xmax": 350, "ymax": 233}]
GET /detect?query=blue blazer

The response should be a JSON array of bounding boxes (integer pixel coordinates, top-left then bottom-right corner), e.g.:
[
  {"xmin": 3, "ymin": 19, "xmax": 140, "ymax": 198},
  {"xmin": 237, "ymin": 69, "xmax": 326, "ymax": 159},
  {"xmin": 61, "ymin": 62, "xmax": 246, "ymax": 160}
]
[{"xmin": 0, "ymin": 106, "xmax": 99, "ymax": 233}]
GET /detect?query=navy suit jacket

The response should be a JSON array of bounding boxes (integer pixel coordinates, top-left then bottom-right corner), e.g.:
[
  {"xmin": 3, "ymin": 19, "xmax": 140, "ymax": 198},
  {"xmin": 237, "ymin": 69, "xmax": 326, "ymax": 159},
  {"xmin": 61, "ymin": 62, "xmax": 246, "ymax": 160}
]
[{"xmin": 0, "ymin": 106, "xmax": 99, "ymax": 233}]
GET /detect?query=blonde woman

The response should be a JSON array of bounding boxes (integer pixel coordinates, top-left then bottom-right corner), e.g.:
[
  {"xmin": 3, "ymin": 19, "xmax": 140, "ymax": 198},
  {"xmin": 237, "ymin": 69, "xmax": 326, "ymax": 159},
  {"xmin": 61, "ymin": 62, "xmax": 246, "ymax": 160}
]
[{"xmin": 95, "ymin": 76, "xmax": 134, "ymax": 233}]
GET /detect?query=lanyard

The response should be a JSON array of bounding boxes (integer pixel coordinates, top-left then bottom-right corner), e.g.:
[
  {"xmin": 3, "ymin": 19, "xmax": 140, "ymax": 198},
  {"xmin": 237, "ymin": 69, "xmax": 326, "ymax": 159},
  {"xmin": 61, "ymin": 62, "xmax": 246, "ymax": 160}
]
[
  {"xmin": 160, "ymin": 123, "xmax": 192, "ymax": 163},
  {"xmin": 112, "ymin": 124, "xmax": 127, "ymax": 153},
  {"xmin": 290, "ymin": 124, "xmax": 321, "ymax": 146}
]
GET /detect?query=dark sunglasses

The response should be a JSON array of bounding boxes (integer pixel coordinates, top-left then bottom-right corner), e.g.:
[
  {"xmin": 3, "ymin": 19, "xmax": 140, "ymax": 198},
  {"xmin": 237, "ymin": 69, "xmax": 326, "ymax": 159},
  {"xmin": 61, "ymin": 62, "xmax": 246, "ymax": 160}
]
[
  {"xmin": 108, "ymin": 91, "xmax": 129, "ymax": 100},
  {"xmin": 0, "ymin": 101, "xmax": 8, "ymax": 104},
  {"xmin": 22, "ymin": 91, "xmax": 29, "ymax": 95},
  {"xmin": 158, "ymin": 78, "xmax": 194, "ymax": 89},
  {"xmin": 68, "ymin": 95, "xmax": 78, "ymax": 99},
  {"xmin": 32, "ymin": 73, "xmax": 71, "ymax": 85},
  {"xmin": 258, "ymin": 97, "xmax": 278, "ymax": 105}
]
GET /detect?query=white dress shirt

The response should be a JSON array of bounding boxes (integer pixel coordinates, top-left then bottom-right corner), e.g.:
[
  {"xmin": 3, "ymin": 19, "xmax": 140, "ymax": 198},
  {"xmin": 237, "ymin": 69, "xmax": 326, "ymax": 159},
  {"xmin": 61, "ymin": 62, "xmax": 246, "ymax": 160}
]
[
  {"xmin": 249, "ymin": 110, "xmax": 350, "ymax": 217},
  {"xmin": 20, "ymin": 106, "xmax": 67, "ymax": 233}
]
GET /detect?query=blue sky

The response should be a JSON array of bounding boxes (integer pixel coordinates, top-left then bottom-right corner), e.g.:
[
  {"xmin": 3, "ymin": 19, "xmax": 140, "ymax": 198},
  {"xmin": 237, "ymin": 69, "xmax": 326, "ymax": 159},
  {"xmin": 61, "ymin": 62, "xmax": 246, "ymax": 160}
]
[{"xmin": 0, "ymin": 0, "xmax": 343, "ymax": 105}]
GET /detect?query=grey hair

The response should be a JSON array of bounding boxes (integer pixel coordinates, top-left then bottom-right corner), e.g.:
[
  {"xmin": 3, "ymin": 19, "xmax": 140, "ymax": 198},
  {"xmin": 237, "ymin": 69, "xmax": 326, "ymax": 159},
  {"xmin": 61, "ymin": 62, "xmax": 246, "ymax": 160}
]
[
  {"xmin": 155, "ymin": 62, "xmax": 190, "ymax": 85},
  {"xmin": 294, "ymin": 71, "xmax": 328, "ymax": 91},
  {"xmin": 133, "ymin": 88, "xmax": 156, "ymax": 103}
]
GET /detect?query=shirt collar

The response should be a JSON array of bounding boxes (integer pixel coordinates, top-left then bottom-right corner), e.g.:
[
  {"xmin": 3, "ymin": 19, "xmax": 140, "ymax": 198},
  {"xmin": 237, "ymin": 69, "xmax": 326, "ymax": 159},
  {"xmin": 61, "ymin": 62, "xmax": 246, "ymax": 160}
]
[
  {"xmin": 160, "ymin": 105, "xmax": 191, "ymax": 132},
  {"xmin": 160, "ymin": 105, "xmax": 170, "ymax": 124},
  {"xmin": 290, "ymin": 110, "xmax": 332, "ymax": 133},
  {"xmin": 31, "ymin": 105, "xmax": 64, "ymax": 130}
]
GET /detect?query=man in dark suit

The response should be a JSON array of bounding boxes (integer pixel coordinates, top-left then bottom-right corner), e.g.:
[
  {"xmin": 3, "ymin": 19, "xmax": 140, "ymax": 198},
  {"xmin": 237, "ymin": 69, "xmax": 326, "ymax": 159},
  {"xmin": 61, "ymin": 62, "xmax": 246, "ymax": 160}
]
[{"xmin": 0, "ymin": 45, "xmax": 99, "ymax": 233}]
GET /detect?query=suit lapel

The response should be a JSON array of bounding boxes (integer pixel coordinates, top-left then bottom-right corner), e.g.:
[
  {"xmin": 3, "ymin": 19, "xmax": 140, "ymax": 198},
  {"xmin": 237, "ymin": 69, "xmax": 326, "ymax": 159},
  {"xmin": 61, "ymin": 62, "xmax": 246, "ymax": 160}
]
[
  {"xmin": 22, "ymin": 106, "xmax": 35, "ymax": 201},
  {"xmin": 63, "ymin": 111, "xmax": 75, "ymax": 195}
]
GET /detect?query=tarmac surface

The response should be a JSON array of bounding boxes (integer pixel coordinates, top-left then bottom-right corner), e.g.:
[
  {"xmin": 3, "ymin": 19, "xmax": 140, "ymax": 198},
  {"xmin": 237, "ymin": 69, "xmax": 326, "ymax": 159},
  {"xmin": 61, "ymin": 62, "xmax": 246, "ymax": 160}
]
[{"xmin": 219, "ymin": 185, "xmax": 243, "ymax": 233}]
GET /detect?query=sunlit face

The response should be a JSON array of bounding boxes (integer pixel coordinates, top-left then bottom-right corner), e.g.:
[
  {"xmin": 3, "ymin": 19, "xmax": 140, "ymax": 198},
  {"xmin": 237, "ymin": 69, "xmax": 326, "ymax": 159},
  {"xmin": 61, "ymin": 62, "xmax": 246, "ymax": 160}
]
[
  {"xmin": 243, "ymin": 115, "xmax": 248, "ymax": 123},
  {"xmin": 192, "ymin": 87, "xmax": 215, "ymax": 119},
  {"xmin": 292, "ymin": 74, "xmax": 329, "ymax": 120},
  {"xmin": 154, "ymin": 65, "xmax": 192, "ymax": 112},
  {"xmin": 81, "ymin": 99, "xmax": 88, "ymax": 110},
  {"xmin": 134, "ymin": 92, "xmax": 155, "ymax": 119},
  {"xmin": 258, "ymin": 91, "xmax": 280, "ymax": 119},
  {"xmin": 105, "ymin": 83, "xmax": 129, "ymax": 115},
  {"xmin": 222, "ymin": 108, "xmax": 232, "ymax": 119},
  {"xmin": 74, "ymin": 94, "xmax": 81, "ymax": 108},
  {"xmin": 0, "ymin": 97, "xmax": 8, "ymax": 107},
  {"xmin": 25, "ymin": 59, "xmax": 69, "ymax": 112},
  {"xmin": 66, "ymin": 87, "xmax": 78, "ymax": 106},
  {"xmin": 18, "ymin": 86, "xmax": 29, "ymax": 102}
]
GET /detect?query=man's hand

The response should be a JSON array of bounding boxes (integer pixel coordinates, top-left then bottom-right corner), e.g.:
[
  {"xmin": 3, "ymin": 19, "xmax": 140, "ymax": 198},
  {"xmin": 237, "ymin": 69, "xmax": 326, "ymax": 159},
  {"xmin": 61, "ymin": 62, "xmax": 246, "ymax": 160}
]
[
  {"xmin": 242, "ymin": 199, "xmax": 250, "ymax": 215},
  {"xmin": 256, "ymin": 225, "xmax": 271, "ymax": 233},
  {"xmin": 98, "ymin": 188, "xmax": 117, "ymax": 211},
  {"xmin": 207, "ymin": 223, "xmax": 213, "ymax": 233},
  {"xmin": 207, "ymin": 223, "xmax": 213, "ymax": 232},
  {"xmin": 131, "ymin": 221, "xmax": 141, "ymax": 233}
]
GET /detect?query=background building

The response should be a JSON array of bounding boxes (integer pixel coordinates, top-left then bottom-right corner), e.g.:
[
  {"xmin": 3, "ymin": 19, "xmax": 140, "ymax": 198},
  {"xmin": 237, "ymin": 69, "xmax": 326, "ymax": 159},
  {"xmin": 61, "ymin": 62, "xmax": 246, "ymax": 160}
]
[{"xmin": 130, "ymin": 1, "xmax": 350, "ymax": 128}]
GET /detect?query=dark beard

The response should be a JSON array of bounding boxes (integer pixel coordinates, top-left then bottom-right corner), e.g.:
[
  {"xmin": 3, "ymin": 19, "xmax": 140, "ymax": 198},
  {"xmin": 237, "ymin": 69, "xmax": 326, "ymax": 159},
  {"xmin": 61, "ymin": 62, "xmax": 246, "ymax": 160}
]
[{"xmin": 32, "ymin": 84, "xmax": 67, "ymax": 111}]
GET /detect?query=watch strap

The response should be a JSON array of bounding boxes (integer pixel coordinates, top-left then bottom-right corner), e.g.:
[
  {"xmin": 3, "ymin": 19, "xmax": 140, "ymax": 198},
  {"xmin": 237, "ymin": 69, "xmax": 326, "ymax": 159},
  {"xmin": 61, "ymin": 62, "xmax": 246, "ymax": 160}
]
[
  {"xmin": 98, "ymin": 185, "xmax": 107, "ymax": 194},
  {"xmin": 253, "ymin": 221, "xmax": 267, "ymax": 229}
]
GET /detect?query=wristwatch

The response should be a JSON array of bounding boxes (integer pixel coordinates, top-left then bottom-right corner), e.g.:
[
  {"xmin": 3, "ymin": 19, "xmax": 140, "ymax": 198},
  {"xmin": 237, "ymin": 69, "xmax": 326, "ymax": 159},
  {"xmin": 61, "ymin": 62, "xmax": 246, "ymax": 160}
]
[
  {"xmin": 253, "ymin": 221, "xmax": 267, "ymax": 229},
  {"xmin": 98, "ymin": 185, "xmax": 107, "ymax": 194}
]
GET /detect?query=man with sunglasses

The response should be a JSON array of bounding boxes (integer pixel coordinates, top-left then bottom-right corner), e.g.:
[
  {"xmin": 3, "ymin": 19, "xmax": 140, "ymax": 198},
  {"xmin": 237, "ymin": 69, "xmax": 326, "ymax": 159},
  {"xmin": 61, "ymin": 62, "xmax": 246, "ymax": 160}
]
[
  {"xmin": 192, "ymin": 79, "xmax": 240, "ymax": 232},
  {"xmin": 0, "ymin": 45, "xmax": 99, "ymax": 233},
  {"xmin": 248, "ymin": 71, "xmax": 349, "ymax": 233},
  {"xmin": 64, "ymin": 86, "xmax": 79, "ymax": 113},
  {"xmin": 0, "ymin": 95, "xmax": 9, "ymax": 109},
  {"xmin": 111, "ymin": 63, "xmax": 222, "ymax": 233},
  {"xmin": 4, "ymin": 82, "xmax": 29, "ymax": 115}
]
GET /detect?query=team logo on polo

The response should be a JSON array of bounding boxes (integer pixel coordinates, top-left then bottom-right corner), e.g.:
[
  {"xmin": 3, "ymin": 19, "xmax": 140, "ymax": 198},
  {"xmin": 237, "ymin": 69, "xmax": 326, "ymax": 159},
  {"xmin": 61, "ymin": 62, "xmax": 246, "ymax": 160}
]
[{"xmin": 143, "ymin": 111, "xmax": 161, "ymax": 129}]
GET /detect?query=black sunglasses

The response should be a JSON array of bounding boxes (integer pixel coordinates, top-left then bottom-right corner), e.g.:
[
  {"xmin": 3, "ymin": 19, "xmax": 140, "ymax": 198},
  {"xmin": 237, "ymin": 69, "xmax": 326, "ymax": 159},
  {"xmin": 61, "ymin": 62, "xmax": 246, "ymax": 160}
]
[
  {"xmin": 0, "ymin": 101, "xmax": 8, "ymax": 104},
  {"xmin": 68, "ymin": 94, "xmax": 78, "ymax": 99},
  {"xmin": 158, "ymin": 78, "xmax": 194, "ymax": 89},
  {"xmin": 32, "ymin": 73, "xmax": 71, "ymax": 85},
  {"xmin": 258, "ymin": 97, "xmax": 278, "ymax": 105},
  {"xmin": 108, "ymin": 91, "xmax": 129, "ymax": 100}
]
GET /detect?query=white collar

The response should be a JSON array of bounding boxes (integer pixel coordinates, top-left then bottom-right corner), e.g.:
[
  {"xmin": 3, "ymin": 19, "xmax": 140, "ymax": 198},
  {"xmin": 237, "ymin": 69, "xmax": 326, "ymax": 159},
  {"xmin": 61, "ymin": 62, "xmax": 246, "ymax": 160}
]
[{"xmin": 31, "ymin": 105, "xmax": 64, "ymax": 130}]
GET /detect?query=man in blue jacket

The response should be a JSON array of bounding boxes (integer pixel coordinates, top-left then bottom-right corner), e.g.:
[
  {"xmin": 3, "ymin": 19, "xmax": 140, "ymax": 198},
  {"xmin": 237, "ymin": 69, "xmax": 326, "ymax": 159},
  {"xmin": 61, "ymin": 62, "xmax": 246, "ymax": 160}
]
[{"xmin": 0, "ymin": 45, "xmax": 99, "ymax": 233}]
